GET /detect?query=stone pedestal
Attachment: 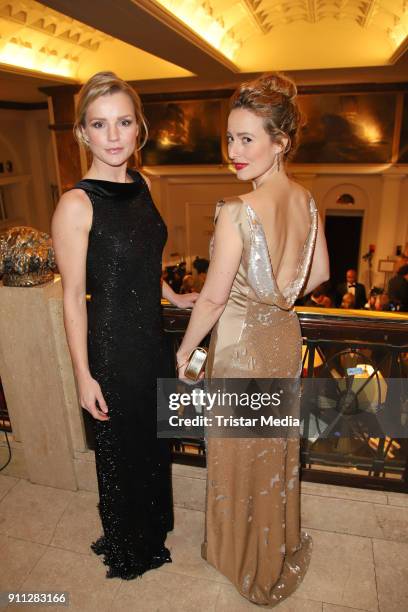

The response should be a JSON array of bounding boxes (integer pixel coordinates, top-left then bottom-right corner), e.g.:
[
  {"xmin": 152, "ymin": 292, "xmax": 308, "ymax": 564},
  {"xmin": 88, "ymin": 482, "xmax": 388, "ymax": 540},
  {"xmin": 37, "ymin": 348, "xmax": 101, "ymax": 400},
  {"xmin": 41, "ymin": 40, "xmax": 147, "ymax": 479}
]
[{"xmin": 0, "ymin": 277, "xmax": 80, "ymax": 490}]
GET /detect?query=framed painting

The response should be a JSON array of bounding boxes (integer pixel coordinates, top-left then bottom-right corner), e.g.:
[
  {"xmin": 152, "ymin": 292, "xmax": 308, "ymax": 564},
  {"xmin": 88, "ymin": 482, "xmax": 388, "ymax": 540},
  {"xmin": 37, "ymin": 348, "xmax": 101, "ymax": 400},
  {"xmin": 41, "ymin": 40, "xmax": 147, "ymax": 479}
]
[
  {"xmin": 398, "ymin": 92, "xmax": 408, "ymax": 163},
  {"xmin": 141, "ymin": 98, "xmax": 225, "ymax": 165},
  {"xmin": 293, "ymin": 92, "xmax": 397, "ymax": 164}
]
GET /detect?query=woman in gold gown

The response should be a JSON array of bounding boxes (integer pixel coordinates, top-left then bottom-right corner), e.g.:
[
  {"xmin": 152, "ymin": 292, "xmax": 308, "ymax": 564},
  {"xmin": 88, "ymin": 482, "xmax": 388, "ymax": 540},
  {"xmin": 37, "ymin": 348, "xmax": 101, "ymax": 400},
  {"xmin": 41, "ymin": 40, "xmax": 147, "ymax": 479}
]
[{"xmin": 177, "ymin": 72, "xmax": 330, "ymax": 606}]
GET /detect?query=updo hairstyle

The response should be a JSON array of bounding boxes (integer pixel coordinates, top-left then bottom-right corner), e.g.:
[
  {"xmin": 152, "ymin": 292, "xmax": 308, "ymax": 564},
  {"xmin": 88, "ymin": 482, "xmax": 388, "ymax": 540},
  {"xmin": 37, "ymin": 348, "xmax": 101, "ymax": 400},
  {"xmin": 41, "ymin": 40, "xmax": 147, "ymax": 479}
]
[
  {"xmin": 73, "ymin": 71, "xmax": 148, "ymax": 150},
  {"xmin": 230, "ymin": 72, "xmax": 302, "ymax": 160}
]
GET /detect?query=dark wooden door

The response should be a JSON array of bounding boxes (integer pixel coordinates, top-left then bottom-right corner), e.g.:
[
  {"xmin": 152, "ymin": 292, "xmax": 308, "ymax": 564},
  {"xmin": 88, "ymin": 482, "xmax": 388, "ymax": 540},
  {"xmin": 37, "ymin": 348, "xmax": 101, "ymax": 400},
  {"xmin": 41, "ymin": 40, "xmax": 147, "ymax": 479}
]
[{"xmin": 325, "ymin": 214, "xmax": 363, "ymax": 291}]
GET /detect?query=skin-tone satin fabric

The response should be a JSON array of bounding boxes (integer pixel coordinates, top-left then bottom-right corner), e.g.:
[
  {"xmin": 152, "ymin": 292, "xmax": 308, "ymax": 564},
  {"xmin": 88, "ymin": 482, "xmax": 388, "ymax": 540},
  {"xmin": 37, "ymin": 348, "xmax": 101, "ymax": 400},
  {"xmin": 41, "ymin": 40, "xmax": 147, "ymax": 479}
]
[{"xmin": 203, "ymin": 194, "xmax": 318, "ymax": 606}]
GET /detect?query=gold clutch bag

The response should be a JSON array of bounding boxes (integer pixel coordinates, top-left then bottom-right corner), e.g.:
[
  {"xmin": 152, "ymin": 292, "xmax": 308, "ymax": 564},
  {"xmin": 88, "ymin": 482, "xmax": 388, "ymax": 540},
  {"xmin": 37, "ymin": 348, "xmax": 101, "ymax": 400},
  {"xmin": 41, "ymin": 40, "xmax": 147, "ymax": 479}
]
[{"xmin": 184, "ymin": 347, "xmax": 208, "ymax": 381}]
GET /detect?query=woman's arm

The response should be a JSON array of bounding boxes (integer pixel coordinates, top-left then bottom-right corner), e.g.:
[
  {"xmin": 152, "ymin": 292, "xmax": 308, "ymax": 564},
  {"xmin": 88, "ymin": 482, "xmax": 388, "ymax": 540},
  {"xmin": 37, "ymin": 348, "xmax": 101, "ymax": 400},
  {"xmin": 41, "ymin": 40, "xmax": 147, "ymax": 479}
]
[
  {"xmin": 176, "ymin": 205, "xmax": 243, "ymax": 374},
  {"xmin": 139, "ymin": 171, "xmax": 198, "ymax": 309},
  {"xmin": 302, "ymin": 212, "xmax": 330, "ymax": 296},
  {"xmin": 51, "ymin": 190, "xmax": 109, "ymax": 421},
  {"xmin": 162, "ymin": 279, "xmax": 198, "ymax": 308}
]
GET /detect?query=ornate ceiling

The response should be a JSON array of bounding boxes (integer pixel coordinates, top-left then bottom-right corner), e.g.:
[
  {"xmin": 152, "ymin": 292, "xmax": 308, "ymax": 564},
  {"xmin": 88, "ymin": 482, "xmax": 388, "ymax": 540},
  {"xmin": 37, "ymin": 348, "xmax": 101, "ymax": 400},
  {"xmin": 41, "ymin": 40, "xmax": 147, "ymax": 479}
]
[
  {"xmin": 1, "ymin": 0, "xmax": 408, "ymax": 101},
  {"xmin": 0, "ymin": 0, "xmax": 192, "ymax": 81},
  {"xmin": 155, "ymin": 0, "xmax": 408, "ymax": 69}
]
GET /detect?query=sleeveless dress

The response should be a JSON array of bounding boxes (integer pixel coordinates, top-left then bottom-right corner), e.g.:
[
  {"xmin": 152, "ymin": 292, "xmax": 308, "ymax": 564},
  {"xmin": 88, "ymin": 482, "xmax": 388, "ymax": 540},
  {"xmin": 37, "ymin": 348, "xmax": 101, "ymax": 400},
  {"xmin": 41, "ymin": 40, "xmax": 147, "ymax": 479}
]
[
  {"xmin": 73, "ymin": 169, "xmax": 173, "ymax": 579},
  {"xmin": 203, "ymin": 195, "xmax": 318, "ymax": 606}
]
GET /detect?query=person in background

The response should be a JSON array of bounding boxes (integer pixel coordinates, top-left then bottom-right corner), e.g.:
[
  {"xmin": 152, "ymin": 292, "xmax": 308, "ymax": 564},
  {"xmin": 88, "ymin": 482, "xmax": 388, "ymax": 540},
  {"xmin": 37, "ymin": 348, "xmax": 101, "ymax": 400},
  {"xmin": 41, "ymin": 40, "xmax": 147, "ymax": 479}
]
[
  {"xmin": 387, "ymin": 263, "xmax": 408, "ymax": 312},
  {"xmin": 393, "ymin": 246, "xmax": 408, "ymax": 273},
  {"xmin": 192, "ymin": 256, "xmax": 209, "ymax": 292},
  {"xmin": 304, "ymin": 286, "xmax": 327, "ymax": 307},
  {"xmin": 341, "ymin": 292, "xmax": 355, "ymax": 309},
  {"xmin": 336, "ymin": 268, "xmax": 366, "ymax": 309},
  {"xmin": 180, "ymin": 273, "xmax": 194, "ymax": 294},
  {"xmin": 375, "ymin": 292, "xmax": 392, "ymax": 311},
  {"xmin": 164, "ymin": 264, "xmax": 185, "ymax": 293},
  {"xmin": 365, "ymin": 286, "xmax": 383, "ymax": 310}
]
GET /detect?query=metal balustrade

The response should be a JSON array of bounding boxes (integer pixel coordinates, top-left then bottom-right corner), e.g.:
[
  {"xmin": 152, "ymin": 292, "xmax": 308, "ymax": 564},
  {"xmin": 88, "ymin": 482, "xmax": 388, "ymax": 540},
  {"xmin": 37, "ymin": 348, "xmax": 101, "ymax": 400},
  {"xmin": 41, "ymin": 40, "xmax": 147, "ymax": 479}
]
[{"xmin": 162, "ymin": 304, "xmax": 408, "ymax": 492}]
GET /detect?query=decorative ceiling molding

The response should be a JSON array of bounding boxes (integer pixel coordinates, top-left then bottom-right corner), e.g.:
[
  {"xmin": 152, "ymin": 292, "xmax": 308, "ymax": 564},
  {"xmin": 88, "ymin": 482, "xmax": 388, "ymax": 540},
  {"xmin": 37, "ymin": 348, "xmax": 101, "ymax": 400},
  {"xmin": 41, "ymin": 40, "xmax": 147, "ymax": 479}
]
[
  {"xmin": 234, "ymin": 0, "xmax": 408, "ymax": 37},
  {"xmin": 358, "ymin": 0, "xmax": 377, "ymax": 28},
  {"xmin": 2, "ymin": 0, "xmax": 408, "ymax": 91},
  {"xmin": 0, "ymin": 0, "xmax": 196, "ymax": 81},
  {"xmin": 0, "ymin": 0, "xmax": 109, "ymax": 50},
  {"xmin": 241, "ymin": 0, "xmax": 272, "ymax": 34},
  {"xmin": 151, "ymin": 0, "xmax": 408, "ymax": 62},
  {"xmin": 0, "ymin": 0, "xmax": 111, "ymax": 77},
  {"xmin": 134, "ymin": 0, "xmax": 239, "ymax": 70},
  {"xmin": 151, "ymin": 0, "xmax": 243, "ymax": 61}
]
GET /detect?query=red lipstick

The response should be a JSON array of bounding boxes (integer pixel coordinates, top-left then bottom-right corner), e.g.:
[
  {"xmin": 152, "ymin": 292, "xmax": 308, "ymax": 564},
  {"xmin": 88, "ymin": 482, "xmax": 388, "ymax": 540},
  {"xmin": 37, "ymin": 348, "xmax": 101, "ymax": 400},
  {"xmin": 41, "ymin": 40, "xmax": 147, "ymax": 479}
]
[{"xmin": 234, "ymin": 163, "xmax": 248, "ymax": 171}]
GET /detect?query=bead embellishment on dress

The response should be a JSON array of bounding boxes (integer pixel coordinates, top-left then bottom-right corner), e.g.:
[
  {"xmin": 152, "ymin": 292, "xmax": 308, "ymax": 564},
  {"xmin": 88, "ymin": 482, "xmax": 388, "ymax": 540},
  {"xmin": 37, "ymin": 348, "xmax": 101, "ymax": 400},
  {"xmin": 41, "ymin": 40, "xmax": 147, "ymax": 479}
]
[{"xmin": 74, "ymin": 168, "xmax": 173, "ymax": 580}]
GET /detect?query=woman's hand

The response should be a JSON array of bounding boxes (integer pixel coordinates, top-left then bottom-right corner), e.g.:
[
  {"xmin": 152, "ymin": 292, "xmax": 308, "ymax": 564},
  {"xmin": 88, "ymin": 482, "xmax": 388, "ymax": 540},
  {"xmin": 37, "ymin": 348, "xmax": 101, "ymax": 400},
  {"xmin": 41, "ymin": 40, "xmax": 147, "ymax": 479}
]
[
  {"xmin": 162, "ymin": 279, "xmax": 199, "ymax": 309},
  {"xmin": 176, "ymin": 359, "xmax": 205, "ymax": 382},
  {"xmin": 176, "ymin": 349, "xmax": 189, "ymax": 380},
  {"xmin": 77, "ymin": 372, "xmax": 109, "ymax": 421},
  {"xmin": 176, "ymin": 361, "xmax": 188, "ymax": 380},
  {"xmin": 174, "ymin": 204, "xmax": 242, "ymax": 377},
  {"xmin": 173, "ymin": 292, "xmax": 199, "ymax": 309},
  {"xmin": 176, "ymin": 349, "xmax": 205, "ymax": 382}
]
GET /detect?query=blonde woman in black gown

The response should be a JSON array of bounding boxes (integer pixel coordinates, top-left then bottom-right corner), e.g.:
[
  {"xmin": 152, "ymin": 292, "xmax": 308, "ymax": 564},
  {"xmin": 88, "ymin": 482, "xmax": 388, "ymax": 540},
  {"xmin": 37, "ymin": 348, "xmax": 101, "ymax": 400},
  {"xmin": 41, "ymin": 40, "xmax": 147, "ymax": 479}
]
[
  {"xmin": 177, "ymin": 73, "xmax": 329, "ymax": 605},
  {"xmin": 52, "ymin": 72, "xmax": 197, "ymax": 579}
]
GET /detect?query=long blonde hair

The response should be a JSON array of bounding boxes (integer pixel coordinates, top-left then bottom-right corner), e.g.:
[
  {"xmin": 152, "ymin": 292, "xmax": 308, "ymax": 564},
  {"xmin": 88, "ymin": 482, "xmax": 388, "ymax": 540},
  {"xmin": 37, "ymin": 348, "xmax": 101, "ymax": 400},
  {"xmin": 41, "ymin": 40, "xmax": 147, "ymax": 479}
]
[{"xmin": 73, "ymin": 71, "xmax": 148, "ymax": 151}]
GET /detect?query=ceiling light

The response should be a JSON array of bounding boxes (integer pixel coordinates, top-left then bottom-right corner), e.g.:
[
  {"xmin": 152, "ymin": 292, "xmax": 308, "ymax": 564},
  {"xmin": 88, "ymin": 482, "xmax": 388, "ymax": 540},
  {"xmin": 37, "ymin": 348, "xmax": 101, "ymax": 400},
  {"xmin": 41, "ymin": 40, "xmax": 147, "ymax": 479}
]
[{"xmin": 155, "ymin": 0, "xmax": 241, "ymax": 61}]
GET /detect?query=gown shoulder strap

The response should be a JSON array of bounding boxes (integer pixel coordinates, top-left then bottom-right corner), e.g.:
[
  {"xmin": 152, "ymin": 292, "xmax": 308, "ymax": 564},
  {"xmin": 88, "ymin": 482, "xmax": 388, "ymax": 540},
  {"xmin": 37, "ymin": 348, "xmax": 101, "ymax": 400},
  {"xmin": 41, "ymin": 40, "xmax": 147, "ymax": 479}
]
[
  {"xmin": 213, "ymin": 196, "xmax": 244, "ymax": 226},
  {"xmin": 209, "ymin": 197, "xmax": 244, "ymax": 259}
]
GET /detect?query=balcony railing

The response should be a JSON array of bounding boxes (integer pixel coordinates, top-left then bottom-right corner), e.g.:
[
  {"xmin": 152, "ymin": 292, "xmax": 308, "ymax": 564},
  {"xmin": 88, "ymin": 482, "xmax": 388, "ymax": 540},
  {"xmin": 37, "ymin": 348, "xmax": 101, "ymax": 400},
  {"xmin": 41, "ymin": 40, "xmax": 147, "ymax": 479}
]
[
  {"xmin": 3, "ymin": 298, "xmax": 403, "ymax": 492},
  {"xmin": 162, "ymin": 304, "xmax": 408, "ymax": 492}
]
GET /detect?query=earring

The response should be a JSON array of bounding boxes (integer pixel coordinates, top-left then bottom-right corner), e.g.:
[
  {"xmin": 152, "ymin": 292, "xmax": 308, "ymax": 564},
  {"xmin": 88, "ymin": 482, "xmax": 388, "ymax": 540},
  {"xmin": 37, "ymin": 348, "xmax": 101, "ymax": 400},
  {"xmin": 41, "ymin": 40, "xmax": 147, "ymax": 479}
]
[{"xmin": 276, "ymin": 152, "xmax": 281, "ymax": 172}]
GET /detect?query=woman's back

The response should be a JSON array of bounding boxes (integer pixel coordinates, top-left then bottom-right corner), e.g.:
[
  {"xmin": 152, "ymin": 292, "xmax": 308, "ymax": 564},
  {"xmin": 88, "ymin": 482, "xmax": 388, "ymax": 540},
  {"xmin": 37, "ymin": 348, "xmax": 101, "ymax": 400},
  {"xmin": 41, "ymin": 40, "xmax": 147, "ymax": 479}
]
[
  {"xmin": 239, "ymin": 180, "xmax": 313, "ymax": 297},
  {"xmin": 206, "ymin": 182, "xmax": 317, "ymax": 378}
]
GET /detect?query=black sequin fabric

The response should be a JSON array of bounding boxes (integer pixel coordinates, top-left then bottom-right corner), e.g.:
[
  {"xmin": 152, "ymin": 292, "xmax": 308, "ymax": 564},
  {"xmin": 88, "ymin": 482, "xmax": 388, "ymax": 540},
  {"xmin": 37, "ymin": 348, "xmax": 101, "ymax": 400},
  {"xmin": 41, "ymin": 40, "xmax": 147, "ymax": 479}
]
[{"xmin": 74, "ymin": 168, "xmax": 173, "ymax": 580}]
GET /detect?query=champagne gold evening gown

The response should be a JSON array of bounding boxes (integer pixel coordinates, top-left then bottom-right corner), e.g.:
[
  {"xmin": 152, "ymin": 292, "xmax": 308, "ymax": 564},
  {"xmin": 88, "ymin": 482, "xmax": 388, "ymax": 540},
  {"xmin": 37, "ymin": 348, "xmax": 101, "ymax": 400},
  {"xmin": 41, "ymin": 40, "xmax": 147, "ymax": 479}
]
[{"xmin": 203, "ymin": 194, "xmax": 318, "ymax": 606}]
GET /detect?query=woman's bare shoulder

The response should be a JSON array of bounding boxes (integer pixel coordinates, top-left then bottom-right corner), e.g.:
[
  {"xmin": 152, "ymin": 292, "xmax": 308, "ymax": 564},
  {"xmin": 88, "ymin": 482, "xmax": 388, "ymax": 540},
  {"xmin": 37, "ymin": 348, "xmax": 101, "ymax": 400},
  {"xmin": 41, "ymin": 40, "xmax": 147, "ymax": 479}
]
[
  {"xmin": 217, "ymin": 195, "xmax": 244, "ymax": 206},
  {"xmin": 56, "ymin": 188, "xmax": 91, "ymax": 213},
  {"xmin": 213, "ymin": 196, "xmax": 246, "ymax": 227},
  {"xmin": 53, "ymin": 188, "xmax": 92, "ymax": 230},
  {"xmin": 287, "ymin": 179, "xmax": 312, "ymax": 201}
]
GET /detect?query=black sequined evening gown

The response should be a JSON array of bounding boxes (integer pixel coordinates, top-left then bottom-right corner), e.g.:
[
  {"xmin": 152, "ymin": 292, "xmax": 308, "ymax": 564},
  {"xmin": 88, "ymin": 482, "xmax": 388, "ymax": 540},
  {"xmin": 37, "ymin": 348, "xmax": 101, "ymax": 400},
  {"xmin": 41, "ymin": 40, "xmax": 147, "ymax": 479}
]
[{"xmin": 73, "ymin": 168, "xmax": 173, "ymax": 579}]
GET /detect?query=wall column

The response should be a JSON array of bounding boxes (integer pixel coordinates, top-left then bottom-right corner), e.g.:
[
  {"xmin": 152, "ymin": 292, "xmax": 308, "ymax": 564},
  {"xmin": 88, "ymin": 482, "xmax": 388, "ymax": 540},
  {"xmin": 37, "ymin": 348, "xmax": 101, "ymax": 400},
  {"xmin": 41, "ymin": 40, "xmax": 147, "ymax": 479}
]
[
  {"xmin": 40, "ymin": 85, "xmax": 82, "ymax": 194},
  {"xmin": 376, "ymin": 173, "xmax": 406, "ymax": 259},
  {"xmin": 372, "ymin": 173, "xmax": 406, "ymax": 286}
]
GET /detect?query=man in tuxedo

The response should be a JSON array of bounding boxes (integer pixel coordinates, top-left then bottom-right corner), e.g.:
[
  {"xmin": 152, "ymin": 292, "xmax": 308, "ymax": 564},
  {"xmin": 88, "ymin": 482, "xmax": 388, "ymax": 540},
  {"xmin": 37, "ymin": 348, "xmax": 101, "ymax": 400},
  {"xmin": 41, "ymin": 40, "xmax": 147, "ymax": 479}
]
[{"xmin": 336, "ymin": 269, "xmax": 367, "ymax": 309}]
